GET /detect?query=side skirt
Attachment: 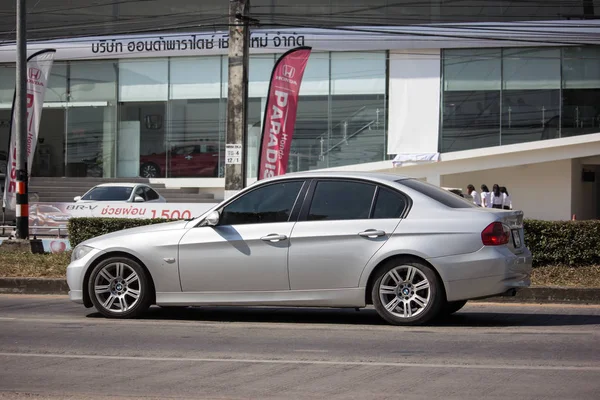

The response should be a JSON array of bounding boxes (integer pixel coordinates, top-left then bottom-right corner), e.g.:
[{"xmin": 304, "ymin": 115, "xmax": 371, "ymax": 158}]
[{"xmin": 156, "ymin": 288, "xmax": 366, "ymax": 308}]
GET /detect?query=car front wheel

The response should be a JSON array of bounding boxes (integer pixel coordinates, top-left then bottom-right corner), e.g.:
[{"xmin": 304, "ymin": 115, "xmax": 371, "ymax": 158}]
[
  {"xmin": 88, "ymin": 257, "xmax": 153, "ymax": 319},
  {"xmin": 372, "ymin": 259, "xmax": 443, "ymax": 326}
]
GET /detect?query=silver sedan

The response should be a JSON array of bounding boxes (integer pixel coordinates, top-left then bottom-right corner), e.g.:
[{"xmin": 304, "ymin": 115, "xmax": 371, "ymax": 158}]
[{"xmin": 67, "ymin": 172, "xmax": 532, "ymax": 326}]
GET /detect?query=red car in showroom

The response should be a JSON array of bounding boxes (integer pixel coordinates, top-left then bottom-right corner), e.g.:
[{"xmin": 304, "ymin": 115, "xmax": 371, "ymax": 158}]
[{"xmin": 140, "ymin": 143, "xmax": 221, "ymax": 178}]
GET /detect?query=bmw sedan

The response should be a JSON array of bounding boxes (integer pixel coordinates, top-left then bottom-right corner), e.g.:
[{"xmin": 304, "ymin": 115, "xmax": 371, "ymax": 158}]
[{"xmin": 67, "ymin": 172, "xmax": 532, "ymax": 326}]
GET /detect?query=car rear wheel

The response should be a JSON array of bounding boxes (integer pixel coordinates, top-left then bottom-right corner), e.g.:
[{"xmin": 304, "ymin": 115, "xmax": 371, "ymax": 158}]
[
  {"xmin": 88, "ymin": 257, "xmax": 153, "ymax": 319},
  {"xmin": 140, "ymin": 162, "xmax": 160, "ymax": 178},
  {"xmin": 372, "ymin": 259, "xmax": 443, "ymax": 326}
]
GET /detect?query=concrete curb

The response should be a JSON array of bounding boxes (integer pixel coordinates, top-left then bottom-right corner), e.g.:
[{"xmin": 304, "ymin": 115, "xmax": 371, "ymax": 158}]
[
  {"xmin": 0, "ymin": 277, "xmax": 70, "ymax": 295},
  {"xmin": 1, "ymin": 278, "xmax": 599, "ymax": 304},
  {"xmin": 477, "ymin": 287, "xmax": 600, "ymax": 305}
]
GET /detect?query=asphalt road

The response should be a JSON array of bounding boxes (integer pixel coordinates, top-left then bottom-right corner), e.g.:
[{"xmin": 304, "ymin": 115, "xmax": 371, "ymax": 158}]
[{"xmin": 0, "ymin": 295, "xmax": 599, "ymax": 400}]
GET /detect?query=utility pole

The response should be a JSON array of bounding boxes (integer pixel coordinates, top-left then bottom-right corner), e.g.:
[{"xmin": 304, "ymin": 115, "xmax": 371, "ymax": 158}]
[
  {"xmin": 15, "ymin": 0, "xmax": 28, "ymax": 240},
  {"xmin": 224, "ymin": 0, "xmax": 250, "ymax": 199}
]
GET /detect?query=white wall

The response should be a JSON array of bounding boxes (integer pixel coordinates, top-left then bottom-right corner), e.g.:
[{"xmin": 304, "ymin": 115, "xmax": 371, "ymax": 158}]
[
  {"xmin": 387, "ymin": 49, "xmax": 441, "ymax": 156},
  {"xmin": 441, "ymin": 159, "xmax": 573, "ymax": 221}
]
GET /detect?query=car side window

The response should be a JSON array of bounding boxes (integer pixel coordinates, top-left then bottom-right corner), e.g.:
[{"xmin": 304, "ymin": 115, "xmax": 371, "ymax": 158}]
[
  {"xmin": 144, "ymin": 187, "xmax": 160, "ymax": 201},
  {"xmin": 372, "ymin": 187, "xmax": 407, "ymax": 219},
  {"xmin": 220, "ymin": 181, "xmax": 304, "ymax": 226},
  {"xmin": 307, "ymin": 181, "xmax": 375, "ymax": 221},
  {"xmin": 134, "ymin": 187, "xmax": 147, "ymax": 201}
]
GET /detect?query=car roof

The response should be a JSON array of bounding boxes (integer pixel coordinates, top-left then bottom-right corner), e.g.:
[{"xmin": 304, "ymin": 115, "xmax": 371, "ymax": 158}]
[
  {"xmin": 92, "ymin": 183, "xmax": 147, "ymax": 188},
  {"xmin": 263, "ymin": 171, "xmax": 410, "ymax": 183}
]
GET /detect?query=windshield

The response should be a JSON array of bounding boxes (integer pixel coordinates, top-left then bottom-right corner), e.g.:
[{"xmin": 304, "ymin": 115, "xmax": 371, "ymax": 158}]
[{"xmin": 81, "ymin": 186, "xmax": 133, "ymax": 201}]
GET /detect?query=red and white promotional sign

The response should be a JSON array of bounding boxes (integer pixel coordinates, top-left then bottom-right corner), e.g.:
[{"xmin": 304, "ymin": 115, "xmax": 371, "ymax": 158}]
[
  {"xmin": 3, "ymin": 49, "xmax": 56, "ymax": 210},
  {"xmin": 257, "ymin": 46, "xmax": 311, "ymax": 180},
  {"xmin": 29, "ymin": 202, "xmax": 218, "ymax": 230}
]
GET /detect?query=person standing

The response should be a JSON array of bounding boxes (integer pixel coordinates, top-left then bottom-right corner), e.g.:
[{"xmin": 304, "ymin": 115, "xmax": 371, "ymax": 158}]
[
  {"xmin": 501, "ymin": 186, "xmax": 512, "ymax": 210},
  {"xmin": 467, "ymin": 184, "xmax": 481, "ymax": 206},
  {"xmin": 490, "ymin": 184, "xmax": 503, "ymax": 209},
  {"xmin": 480, "ymin": 184, "xmax": 491, "ymax": 208}
]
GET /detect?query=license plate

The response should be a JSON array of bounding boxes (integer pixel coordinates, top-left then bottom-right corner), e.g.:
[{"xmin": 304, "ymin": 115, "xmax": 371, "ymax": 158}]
[{"xmin": 512, "ymin": 230, "xmax": 522, "ymax": 248}]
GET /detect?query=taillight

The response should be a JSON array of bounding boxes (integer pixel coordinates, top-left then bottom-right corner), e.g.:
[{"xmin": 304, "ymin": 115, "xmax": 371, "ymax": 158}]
[{"xmin": 481, "ymin": 222, "xmax": 510, "ymax": 246}]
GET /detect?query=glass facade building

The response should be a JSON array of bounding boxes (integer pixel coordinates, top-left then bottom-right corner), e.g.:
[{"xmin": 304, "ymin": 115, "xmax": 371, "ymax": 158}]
[
  {"xmin": 0, "ymin": 51, "xmax": 387, "ymax": 179},
  {"xmin": 441, "ymin": 46, "xmax": 600, "ymax": 152}
]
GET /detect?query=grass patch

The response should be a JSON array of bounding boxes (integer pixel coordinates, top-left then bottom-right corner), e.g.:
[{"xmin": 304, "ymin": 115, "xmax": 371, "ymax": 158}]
[
  {"xmin": 0, "ymin": 252, "xmax": 71, "ymax": 278},
  {"xmin": 0, "ymin": 253, "xmax": 599, "ymax": 288}
]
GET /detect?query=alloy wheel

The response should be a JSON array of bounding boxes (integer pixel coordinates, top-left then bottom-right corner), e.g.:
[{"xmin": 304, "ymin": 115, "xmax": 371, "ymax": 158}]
[
  {"xmin": 93, "ymin": 262, "xmax": 141, "ymax": 313},
  {"xmin": 141, "ymin": 164, "xmax": 158, "ymax": 178},
  {"xmin": 378, "ymin": 265, "xmax": 431, "ymax": 318}
]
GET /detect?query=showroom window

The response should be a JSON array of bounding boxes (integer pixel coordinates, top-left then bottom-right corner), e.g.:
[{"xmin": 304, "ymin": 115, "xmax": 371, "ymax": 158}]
[
  {"xmin": 562, "ymin": 47, "xmax": 600, "ymax": 137},
  {"xmin": 118, "ymin": 58, "xmax": 168, "ymax": 178},
  {"xmin": 286, "ymin": 51, "xmax": 387, "ymax": 176},
  {"xmin": 1, "ymin": 50, "xmax": 388, "ymax": 180},
  {"xmin": 441, "ymin": 46, "xmax": 600, "ymax": 153},
  {"xmin": 501, "ymin": 48, "xmax": 560, "ymax": 145},
  {"xmin": 168, "ymin": 56, "xmax": 223, "ymax": 178},
  {"xmin": 441, "ymin": 49, "xmax": 501, "ymax": 152},
  {"xmin": 66, "ymin": 60, "xmax": 117, "ymax": 178}
]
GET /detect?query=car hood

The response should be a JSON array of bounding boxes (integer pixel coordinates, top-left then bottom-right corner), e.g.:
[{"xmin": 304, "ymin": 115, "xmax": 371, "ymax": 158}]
[{"xmin": 81, "ymin": 219, "xmax": 189, "ymax": 248}]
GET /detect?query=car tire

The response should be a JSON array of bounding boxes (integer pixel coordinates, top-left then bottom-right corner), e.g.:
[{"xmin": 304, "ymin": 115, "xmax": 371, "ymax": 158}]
[
  {"xmin": 371, "ymin": 258, "xmax": 444, "ymax": 326},
  {"xmin": 140, "ymin": 163, "xmax": 160, "ymax": 178},
  {"xmin": 88, "ymin": 256, "xmax": 153, "ymax": 319},
  {"xmin": 440, "ymin": 300, "xmax": 468, "ymax": 316}
]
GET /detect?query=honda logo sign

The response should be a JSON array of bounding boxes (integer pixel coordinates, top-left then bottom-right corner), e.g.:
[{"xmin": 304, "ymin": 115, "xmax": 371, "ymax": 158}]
[
  {"xmin": 282, "ymin": 65, "xmax": 295, "ymax": 78},
  {"xmin": 28, "ymin": 68, "xmax": 41, "ymax": 80}
]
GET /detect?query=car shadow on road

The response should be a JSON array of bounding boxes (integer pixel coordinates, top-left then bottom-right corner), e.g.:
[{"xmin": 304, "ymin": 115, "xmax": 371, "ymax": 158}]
[{"xmin": 87, "ymin": 305, "xmax": 600, "ymax": 327}]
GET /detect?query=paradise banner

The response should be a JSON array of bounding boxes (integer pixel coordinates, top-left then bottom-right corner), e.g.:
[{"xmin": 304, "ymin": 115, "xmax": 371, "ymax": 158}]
[
  {"xmin": 257, "ymin": 46, "xmax": 311, "ymax": 180},
  {"xmin": 3, "ymin": 49, "xmax": 56, "ymax": 210}
]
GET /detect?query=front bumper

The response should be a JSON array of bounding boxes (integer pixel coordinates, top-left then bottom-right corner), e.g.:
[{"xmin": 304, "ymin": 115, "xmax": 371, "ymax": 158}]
[
  {"xmin": 430, "ymin": 246, "xmax": 533, "ymax": 302},
  {"xmin": 66, "ymin": 247, "xmax": 103, "ymax": 304}
]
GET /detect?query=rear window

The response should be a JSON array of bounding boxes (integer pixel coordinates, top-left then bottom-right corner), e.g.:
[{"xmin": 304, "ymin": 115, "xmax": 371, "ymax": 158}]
[{"xmin": 398, "ymin": 179, "xmax": 477, "ymax": 209}]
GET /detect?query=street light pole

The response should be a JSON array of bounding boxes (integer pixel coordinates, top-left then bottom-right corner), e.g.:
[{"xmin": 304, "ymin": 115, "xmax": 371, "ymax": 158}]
[
  {"xmin": 224, "ymin": 0, "xmax": 250, "ymax": 200},
  {"xmin": 15, "ymin": 0, "xmax": 28, "ymax": 240}
]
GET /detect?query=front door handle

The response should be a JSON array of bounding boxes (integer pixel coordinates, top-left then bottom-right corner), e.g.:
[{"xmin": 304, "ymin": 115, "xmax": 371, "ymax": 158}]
[
  {"xmin": 358, "ymin": 229, "xmax": 386, "ymax": 238},
  {"xmin": 261, "ymin": 233, "xmax": 288, "ymax": 242}
]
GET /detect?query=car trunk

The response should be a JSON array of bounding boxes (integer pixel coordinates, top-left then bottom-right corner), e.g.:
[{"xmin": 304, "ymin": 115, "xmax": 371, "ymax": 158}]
[{"xmin": 490, "ymin": 210, "xmax": 525, "ymax": 254}]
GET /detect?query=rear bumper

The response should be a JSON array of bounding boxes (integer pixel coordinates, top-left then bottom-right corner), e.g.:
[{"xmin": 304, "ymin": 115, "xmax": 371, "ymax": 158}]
[{"xmin": 429, "ymin": 246, "xmax": 532, "ymax": 302}]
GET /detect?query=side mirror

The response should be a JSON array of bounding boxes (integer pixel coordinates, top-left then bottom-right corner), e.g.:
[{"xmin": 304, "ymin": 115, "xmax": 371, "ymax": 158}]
[
  {"xmin": 134, "ymin": 195, "xmax": 145, "ymax": 203},
  {"xmin": 73, "ymin": 196, "xmax": 81, "ymax": 202},
  {"xmin": 204, "ymin": 210, "xmax": 220, "ymax": 227}
]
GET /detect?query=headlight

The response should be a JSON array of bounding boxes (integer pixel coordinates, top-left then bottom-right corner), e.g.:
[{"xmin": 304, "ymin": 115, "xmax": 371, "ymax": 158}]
[{"xmin": 71, "ymin": 245, "xmax": 94, "ymax": 262}]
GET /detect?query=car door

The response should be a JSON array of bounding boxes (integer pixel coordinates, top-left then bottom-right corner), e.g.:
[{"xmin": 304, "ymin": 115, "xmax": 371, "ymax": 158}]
[
  {"xmin": 288, "ymin": 180, "xmax": 407, "ymax": 290},
  {"xmin": 178, "ymin": 179, "xmax": 307, "ymax": 292}
]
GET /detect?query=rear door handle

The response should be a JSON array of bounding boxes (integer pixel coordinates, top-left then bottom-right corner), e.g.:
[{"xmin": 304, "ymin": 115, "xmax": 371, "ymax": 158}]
[
  {"xmin": 358, "ymin": 229, "xmax": 386, "ymax": 238},
  {"xmin": 261, "ymin": 234, "xmax": 288, "ymax": 242}
]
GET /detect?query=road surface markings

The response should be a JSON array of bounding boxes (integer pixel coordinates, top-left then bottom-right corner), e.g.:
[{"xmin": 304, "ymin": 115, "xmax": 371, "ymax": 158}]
[{"xmin": 0, "ymin": 352, "xmax": 598, "ymax": 371}]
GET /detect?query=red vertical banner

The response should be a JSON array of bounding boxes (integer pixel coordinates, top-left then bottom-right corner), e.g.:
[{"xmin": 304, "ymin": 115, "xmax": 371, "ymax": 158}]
[
  {"xmin": 3, "ymin": 49, "xmax": 56, "ymax": 210},
  {"xmin": 257, "ymin": 46, "xmax": 311, "ymax": 180}
]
